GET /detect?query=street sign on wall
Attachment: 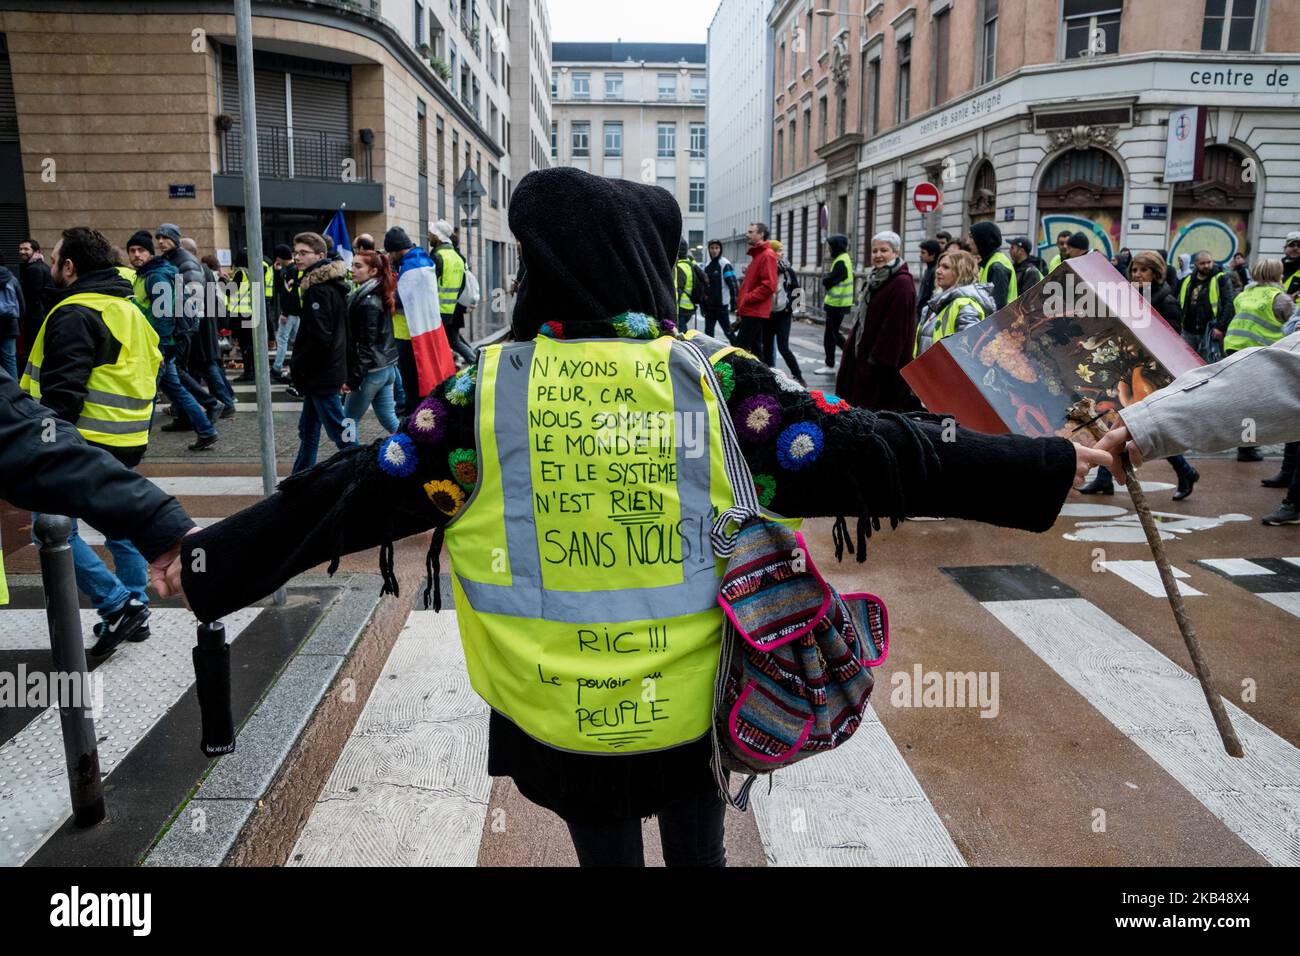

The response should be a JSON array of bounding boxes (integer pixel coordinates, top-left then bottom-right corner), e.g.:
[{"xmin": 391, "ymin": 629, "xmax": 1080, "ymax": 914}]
[{"xmin": 914, "ymin": 182, "xmax": 942, "ymax": 213}]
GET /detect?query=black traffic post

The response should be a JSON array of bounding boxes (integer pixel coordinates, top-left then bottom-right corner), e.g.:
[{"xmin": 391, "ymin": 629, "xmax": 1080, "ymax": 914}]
[
  {"xmin": 193, "ymin": 621, "xmax": 236, "ymax": 756},
  {"xmin": 33, "ymin": 514, "xmax": 106, "ymax": 828}
]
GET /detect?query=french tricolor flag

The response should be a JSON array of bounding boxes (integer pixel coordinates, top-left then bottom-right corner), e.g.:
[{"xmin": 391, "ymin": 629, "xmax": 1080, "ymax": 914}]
[{"xmin": 396, "ymin": 247, "xmax": 456, "ymax": 397}]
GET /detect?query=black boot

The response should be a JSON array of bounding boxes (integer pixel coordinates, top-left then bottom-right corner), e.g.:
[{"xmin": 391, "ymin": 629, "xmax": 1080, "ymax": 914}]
[
  {"xmin": 1078, "ymin": 475, "xmax": 1115, "ymax": 495},
  {"xmin": 1173, "ymin": 467, "xmax": 1200, "ymax": 501},
  {"xmin": 1263, "ymin": 471, "xmax": 1296, "ymax": 489},
  {"xmin": 1237, "ymin": 447, "xmax": 1264, "ymax": 462}
]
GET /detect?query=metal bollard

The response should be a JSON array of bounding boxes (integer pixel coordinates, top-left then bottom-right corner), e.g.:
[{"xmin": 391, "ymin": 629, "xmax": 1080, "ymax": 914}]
[
  {"xmin": 193, "ymin": 621, "xmax": 236, "ymax": 756},
  {"xmin": 33, "ymin": 514, "xmax": 106, "ymax": 828}
]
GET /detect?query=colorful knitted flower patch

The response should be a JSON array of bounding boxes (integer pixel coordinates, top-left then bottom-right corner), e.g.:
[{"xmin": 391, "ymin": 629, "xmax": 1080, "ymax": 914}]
[
  {"xmin": 811, "ymin": 390, "xmax": 849, "ymax": 414},
  {"xmin": 753, "ymin": 473, "xmax": 777, "ymax": 508},
  {"xmin": 448, "ymin": 448, "xmax": 478, "ymax": 490},
  {"xmin": 775, "ymin": 421, "xmax": 824, "ymax": 471},
  {"xmin": 772, "ymin": 368, "xmax": 806, "ymax": 394},
  {"xmin": 445, "ymin": 366, "xmax": 477, "ymax": 406},
  {"xmin": 735, "ymin": 394, "xmax": 782, "ymax": 443},
  {"xmin": 714, "ymin": 361, "xmax": 735, "ymax": 400},
  {"xmin": 378, "ymin": 433, "xmax": 418, "ymax": 478},
  {"xmin": 538, "ymin": 321, "xmax": 565, "ymax": 339},
  {"xmin": 424, "ymin": 479, "xmax": 466, "ymax": 516},
  {"xmin": 407, "ymin": 396, "xmax": 450, "ymax": 444},
  {"xmin": 612, "ymin": 311, "xmax": 659, "ymax": 339}
]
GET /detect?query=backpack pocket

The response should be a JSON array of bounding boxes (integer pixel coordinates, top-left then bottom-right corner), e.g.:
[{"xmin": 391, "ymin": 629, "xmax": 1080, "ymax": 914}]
[{"xmin": 840, "ymin": 592, "xmax": 890, "ymax": 667}]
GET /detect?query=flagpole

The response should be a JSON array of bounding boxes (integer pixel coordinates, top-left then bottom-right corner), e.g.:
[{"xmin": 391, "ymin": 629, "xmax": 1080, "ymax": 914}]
[{"xmin": 235, "ymin": 0, "xmax": 285, "ymax": 606}]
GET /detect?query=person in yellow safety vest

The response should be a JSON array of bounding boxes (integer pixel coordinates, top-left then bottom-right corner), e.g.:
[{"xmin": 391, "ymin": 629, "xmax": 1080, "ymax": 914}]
[
  {"xmin": 815, "ymin": 234, "xmax": 854, "ymax": 375},
  {"xmin": 1226, "ymin": 259, "xmax": 1290, "ymax": 354},
  {"xmin": 914, "ymin": 249, "xmax": 995, "ymax": 357},
  {"xmin": 160, "ymin": 166, "xmax": 1111, "ymax": 867},
  {"xmin": 18, "ymin": 226, "xmax": 166, "ymax": 658},
  {"xmin": 969, "ymin": 221, "xmax": 1018, "ymax": 310},
  {"xmin": 1283, "ymin": 231, "xmax": 1300, "ymax": 298},
  {"xmin": 0, "ymin": 363, "xmax": 197, "ymax": 612},
  {"xmin": 1045, "ymin": 229, "xmax": 1073, "ymax": 274},
  {"xmin": 673, "ymin": 238, "xmax": 704, "ymax": 329}
]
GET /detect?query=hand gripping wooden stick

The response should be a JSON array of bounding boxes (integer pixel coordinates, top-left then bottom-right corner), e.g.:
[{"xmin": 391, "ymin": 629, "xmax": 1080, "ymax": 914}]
[{"xmin": 1069, "ymin": 402, "xmax": 1244, "ymax": 758}]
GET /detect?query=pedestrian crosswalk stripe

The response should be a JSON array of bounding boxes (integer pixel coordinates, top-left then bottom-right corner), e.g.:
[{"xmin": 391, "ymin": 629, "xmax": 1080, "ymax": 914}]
[
  {"xmin": 0, "ymin": 608, "xmax": 262, "ymax": 867},
  {"xmin": 945, "ymin": 565, "xmax": 1300, "ymax": 866},
  {"xmin": 147, "ymin": 477, "xmax": 268, "ymax": 496},
  {"xmin": 289, "ymin": 610, "xmax": 491, "ymax": 867},
  {"xmin": 77, "ymin": 517, "xmax": 222, "ymax": 548},
  {"xmin": 1102, "ymin": 560, "xmax": 1203, "ymax": 597},
  {"xmin": 1195, "ymin": 557, "xmax": 1300, "ymax": 621},
  {"xmin": 747, "ymin": 703, "xmax": 967, "ymax": 867}
]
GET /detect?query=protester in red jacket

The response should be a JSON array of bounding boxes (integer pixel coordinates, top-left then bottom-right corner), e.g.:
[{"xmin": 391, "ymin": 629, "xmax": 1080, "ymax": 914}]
[{"xmin": 734, "ymin": 222, "xmax": 777, "ymax": 354}]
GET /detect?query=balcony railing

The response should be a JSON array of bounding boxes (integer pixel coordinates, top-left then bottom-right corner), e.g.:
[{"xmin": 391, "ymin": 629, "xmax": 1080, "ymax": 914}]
[
  {"xmin": 221, "ymin": 125, "xmax": 369, "ymax": 182},
  {"xmin": 316, "ymin": 0, "xmax": 382, "ymax": 16}
]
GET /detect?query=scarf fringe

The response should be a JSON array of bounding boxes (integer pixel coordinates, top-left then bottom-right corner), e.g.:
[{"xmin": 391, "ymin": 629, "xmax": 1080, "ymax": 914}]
[{"xmin": 422, "ymin": 525, "xmax": 446, "ymax": 611}]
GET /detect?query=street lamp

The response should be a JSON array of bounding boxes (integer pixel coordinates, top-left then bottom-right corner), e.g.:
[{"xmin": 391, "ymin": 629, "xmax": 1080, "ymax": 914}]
[{"xmin": 813, "ymin": 7, "xmax": 867, "ymax": 15}]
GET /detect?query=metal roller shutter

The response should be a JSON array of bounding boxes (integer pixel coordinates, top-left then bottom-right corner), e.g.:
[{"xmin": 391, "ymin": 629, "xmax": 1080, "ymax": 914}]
[
  {"xmin": 289, "ymin": 72, "xmax": 352, "ymax": 181},
  {"xmin": 0, "ymin": 34, "xmax": 30, "ymax": 258}
]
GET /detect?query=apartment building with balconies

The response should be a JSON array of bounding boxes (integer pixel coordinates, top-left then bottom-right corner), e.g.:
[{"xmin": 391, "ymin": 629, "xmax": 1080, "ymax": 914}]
[
  {"xmin": 0, "ymin": 0, "xmax": 542, "ymax": 332},
  {"xmin": 508, "ymin": 0, "xmax": 553, "ymax": 175},
  {"xmin": 550, "ymin": 42, "xmax": 708, "ymax": 259}
]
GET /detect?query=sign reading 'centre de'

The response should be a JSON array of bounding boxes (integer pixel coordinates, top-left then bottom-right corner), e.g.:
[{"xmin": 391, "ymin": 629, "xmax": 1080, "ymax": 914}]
[{"xmin": 914, "ymin": 182, "xmax": 943, "ymax": 213}]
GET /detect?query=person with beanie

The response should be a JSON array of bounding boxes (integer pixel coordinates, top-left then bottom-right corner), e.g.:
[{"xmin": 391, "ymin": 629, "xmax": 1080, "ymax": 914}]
[
  {"xmin": 162, "ymin": 166, "xmax": 1108, "ymax": 867},
  {"xmin": 969, "ymin": 221, "xmax": 1017, "ymax": 311},
  {"xmin": 1284, "ymin": 231, "xmax": 1300, "ymax": 297},
  {"xmin": 1065, "ymin": 231, "xmax": 1091, "ymax": 260},
  {"xmin": 125, "ymin": 231, "xmax": 217, "ymax": 447},
  {"xmin": 383, "ymin": 227, "xmax": 420, "ymax": 413},
  {"xmin": 817, "ymin": 234, "xmax": 854, "ymax": 375},
  {"xmin": 1008, "ymin": 237, "xmax": 1045, "ymax": 293},
  {"xmin": 154, "ymin": 225, "xmax": 221, "ymax": 450}
]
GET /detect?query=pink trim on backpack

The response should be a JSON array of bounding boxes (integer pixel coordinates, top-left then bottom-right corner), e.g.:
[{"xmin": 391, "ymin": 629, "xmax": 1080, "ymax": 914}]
[
  {"xmin": 718, "ymin": 530, "xmax": 833, "ymax": 652},
  {"xmin": 728, "ymin": 681, "xmax": 814, "ymax": 764},
  {"xmin": 840, "ymin": 591, "xmax": 890, "ymax": 667}
]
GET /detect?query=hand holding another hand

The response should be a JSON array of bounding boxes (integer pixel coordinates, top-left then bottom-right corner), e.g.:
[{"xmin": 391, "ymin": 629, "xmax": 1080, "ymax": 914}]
[{"xmin": 1092, "ymin": 424, "xmax": 1144, "ymax": 485}]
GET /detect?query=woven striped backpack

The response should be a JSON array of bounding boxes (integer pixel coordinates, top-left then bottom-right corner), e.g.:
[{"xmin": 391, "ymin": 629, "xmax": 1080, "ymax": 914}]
[{"xmin": 680, "ymin": 340, "xmax": 890, "ymax": 811}]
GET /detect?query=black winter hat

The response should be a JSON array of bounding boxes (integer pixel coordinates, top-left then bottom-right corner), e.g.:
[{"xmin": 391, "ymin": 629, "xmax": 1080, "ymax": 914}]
[
  {"xmin": 383, "ymin": 227, "xmax": 414, "ymax": 253},
  {"xmin": 1067, "ymin": 231, "xmax": 1091, "ymax": 251},
  {"xmin": 274, "ymin": 243, "xmax": 293, "ymax": 260},
  {"xmin": 827, "ymin": 234, "xmax": 849, "ymax": 256},
  {"xmin": 126, "ymin": 230, "xmax": 154, "ymax": 255},
  {"xmin": 969, "ymin": 221, "xmax": 1003, "ymax": 259},
  {"xmin": 678, "ymin": 238, "xmax": 690, "ymax": 258},
  {"xmin": 508, "ymin": 166, "xmax": 680, "ymax": 341}
]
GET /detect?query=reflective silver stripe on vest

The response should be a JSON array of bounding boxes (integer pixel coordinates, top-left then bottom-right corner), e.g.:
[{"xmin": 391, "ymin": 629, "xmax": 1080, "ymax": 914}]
[
  {"xmin": 456, "ymin": 338, "xmax": 720, "ymax": 625},
  {"xmin": 75, "ymin": 416, "xmax": 152, "ymax": 436},
  {"xmin": 84, "ymin": 388, "xmax": 154, "ymax": 411},
  {"xmin": 23, "ymin": 363, "xmax": 39, "ymax": 382}
]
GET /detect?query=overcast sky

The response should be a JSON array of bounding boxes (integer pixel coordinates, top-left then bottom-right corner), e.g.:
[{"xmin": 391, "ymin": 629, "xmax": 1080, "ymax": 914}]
[{"xmin": 548, "ymin": 0, "xmax": 721, "ymax": 44}]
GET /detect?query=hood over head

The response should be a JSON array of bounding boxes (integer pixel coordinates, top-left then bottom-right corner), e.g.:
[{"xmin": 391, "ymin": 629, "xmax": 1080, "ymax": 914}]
[
  {"xmin": 932, "ymin": 281, "xmax": 997, "ymax": 315},
  {"xmin": 827, "ymin": 234, "xmax": 849, "ymax": 256},
  {"xmin": 508, "ymin": 166, "xmax": 679, "ymax": 340},
  {"xmin": 969, "ymin": 221, "xmax": 1003, "ymax": 260}
]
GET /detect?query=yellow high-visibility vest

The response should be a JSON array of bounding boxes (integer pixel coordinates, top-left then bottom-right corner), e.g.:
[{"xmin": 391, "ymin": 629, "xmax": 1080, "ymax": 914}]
[
  {"xmin": 979, "ymin": 250, "xmax": 1019, "ymax": 304},
  {"xmin": 445, "ymin": 332, "xmax": 799, "ymax": 754},
  {"xmin": 824, "ymin": 253, "xmax": 855, "ymax": 308},
  {"xmin": 0, "ymin": 541, "xmax": 8, "ymax": 606},
  {"xmin": 675, "ymin": 259, "xmax": 696, "ymax": 312},
  {"xmin": 1179, "ymin": 272, "xmax": 1221, "ymax": 314},
  {"xmin": 435, "ymin": 245, "xmax": 465, "ymax": 316},
  {"xmin": 227, "ymin": 268, "xmax": 253, "ymax": 318},
  {"xmin": 1225, "ymin": 285, "xmax": 1285, "ymax": 353},
  {"xmin": 915, "ymin": 294, "xmax": 983, "ymax": 358},
  {"xmin": 21, "ymin": 292, "xmax": 161, "ymax": 448}
]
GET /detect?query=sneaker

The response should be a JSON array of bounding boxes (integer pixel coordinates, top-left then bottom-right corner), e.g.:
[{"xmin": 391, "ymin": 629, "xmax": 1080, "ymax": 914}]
[
  {"xmin": 1237, "ymin": 447, "xmax": 1264, "ymax": 462},
  {"xmin": 285, "ymin": 386, "xmax": 304, "ymax": 400},
  {"xmin": 813, "ymin": 365, "xmax": 836, "ymax": 375},
  {"xmin": 89, "ymin": 601, "xmax": 150, "ymax": 658},
  {"xmin": 92, "ymin": 618, "xmax": 151, "ymax": 644},
  {"xmin": 160, "ymin": 419, "xmax": 193, "ymax": 433},
  {"xmin": 1262, "ymin": 501, "xmax": 1300, "ymax": 526},
  {"xmin": 188, "ymin": 433, "xmax": 219, "ymax": 452},
  {"xmin": 220, "ymin": 403, "xmax": 237, "ymax": 419}
]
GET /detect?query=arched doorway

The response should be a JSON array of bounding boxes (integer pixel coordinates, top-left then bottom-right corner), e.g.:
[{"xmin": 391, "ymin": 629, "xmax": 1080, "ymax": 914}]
[
  {"xmin": 1036, "ymin": 147, "xmax": 1124, "ymax": 261},
  {"xmin": 967, "ymin": 159, "xmax": 997, "ymax": 225},
  {"xmin": 1169, "ymin": 144, "xmax": 1256, "ymax": 267}
]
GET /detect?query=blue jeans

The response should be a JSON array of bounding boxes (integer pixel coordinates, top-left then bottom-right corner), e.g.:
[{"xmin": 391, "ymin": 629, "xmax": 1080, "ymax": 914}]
[
  {"xmin": 158, "ymin": 357, "xmax": 216, "ymax": 437},
  {"xmin": 31, "ymin": 517, "xmax": 147, "ymax": 619},
  {"xmin": 201, "ymin": 359, "xmax": 237, "ymax": 408},
  {"xmin": 0, "ymin": 337, "xmax": 16, "ymax": 380},
  {"xmin": 274, "ymin": 315, "xmax": 299, "ymax": 373},
  {"xmin": 292, "ymin": 391, "xmax": 353, "ymax": 474},
  {"xmin": 343, "ymin": 366, "xmax": 400, "ymax": 434}
]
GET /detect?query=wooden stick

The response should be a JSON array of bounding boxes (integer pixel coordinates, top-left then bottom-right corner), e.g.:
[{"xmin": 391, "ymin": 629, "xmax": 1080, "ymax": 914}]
[{"xmin": 1117, "ymin": 451, "xmax": 1244, "ymax": 758}]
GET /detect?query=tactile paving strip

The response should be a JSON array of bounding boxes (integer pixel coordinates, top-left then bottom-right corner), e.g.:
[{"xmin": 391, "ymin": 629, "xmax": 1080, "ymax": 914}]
[{"xmin": 0, "ymin": 608, "xmax": 261, "ymax": 866}]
